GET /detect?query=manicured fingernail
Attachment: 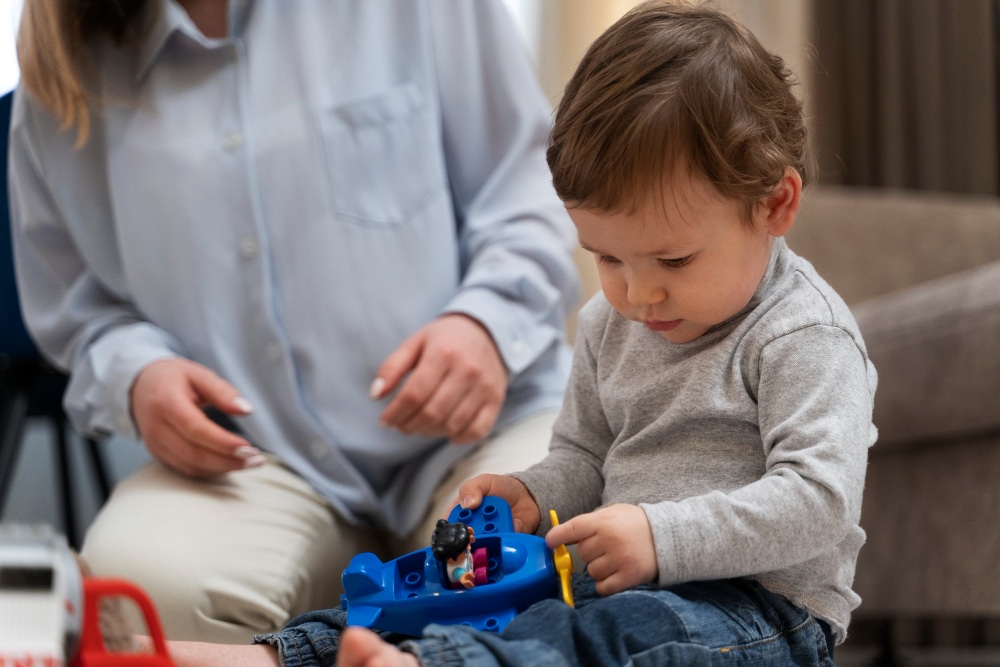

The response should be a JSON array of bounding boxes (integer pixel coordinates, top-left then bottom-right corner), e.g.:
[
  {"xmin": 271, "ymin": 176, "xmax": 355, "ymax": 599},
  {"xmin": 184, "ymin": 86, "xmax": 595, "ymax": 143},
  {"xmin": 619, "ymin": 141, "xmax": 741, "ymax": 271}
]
[
  {"xmin": 234, "ymin": 445, "xmax": 260, "ymax": 460},
  {"xmin": 369, "ymin": 377, "xmax": 385, "ymax": 399},
  {"xmin": 232, "ymin": 396, "xmax": 254, "ymax": 414},
  {"xmin": 242, "ymin": 454, "xmax": 267, "ymax": 468}
]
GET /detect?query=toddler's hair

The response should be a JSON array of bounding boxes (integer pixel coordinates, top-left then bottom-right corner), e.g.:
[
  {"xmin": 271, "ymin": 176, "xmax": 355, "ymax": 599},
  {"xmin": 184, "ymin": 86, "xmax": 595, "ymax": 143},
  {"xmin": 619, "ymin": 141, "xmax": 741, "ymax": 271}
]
[{"xmin": 547, "ymin": 0, "xmax": 813, "ymax": 221}]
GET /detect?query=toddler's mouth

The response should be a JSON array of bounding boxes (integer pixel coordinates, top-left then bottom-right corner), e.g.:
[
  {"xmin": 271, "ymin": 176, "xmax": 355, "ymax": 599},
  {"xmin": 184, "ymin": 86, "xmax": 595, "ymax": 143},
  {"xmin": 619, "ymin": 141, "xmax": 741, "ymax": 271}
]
[{"xmin": 643, "ymin": 319, "xmax": 682, "ymax": 332}]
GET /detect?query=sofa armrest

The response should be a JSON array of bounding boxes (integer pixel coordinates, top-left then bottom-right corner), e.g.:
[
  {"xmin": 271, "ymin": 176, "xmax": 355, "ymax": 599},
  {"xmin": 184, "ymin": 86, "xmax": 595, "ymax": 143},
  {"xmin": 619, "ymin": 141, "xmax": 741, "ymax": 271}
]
[
  {"xmin": 853, "ymin": 260, "xmax": 1000, "ymax": 452},
  {"xmin": 788, "ymin": 186, "xmax": 1000, "ymax": 305}
]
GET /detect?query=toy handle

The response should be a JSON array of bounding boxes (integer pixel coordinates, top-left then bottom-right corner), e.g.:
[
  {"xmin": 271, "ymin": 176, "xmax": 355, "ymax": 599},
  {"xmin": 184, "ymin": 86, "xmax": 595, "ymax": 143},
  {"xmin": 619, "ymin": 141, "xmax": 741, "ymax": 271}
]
[{"xmin": 73, "ymin": 578, "xmax": 175, "ymax": 667}]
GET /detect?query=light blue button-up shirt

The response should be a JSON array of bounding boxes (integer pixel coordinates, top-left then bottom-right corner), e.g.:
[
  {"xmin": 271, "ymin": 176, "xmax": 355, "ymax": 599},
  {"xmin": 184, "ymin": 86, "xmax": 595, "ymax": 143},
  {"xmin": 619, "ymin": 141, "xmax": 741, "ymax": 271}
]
[{"xmin": 9, "ymin": 0, "xmax": 579, "ymax": 535}]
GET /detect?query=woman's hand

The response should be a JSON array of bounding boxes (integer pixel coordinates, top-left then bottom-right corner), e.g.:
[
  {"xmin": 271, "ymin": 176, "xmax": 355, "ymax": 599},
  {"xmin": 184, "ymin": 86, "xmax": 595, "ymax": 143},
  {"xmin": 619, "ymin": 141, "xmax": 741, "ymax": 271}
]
[
  {"xmin": 371, "ymin": 314, "xmax": 508, "ymax": 444},
  {"xmin": 131, "ymin": 358, "xmax": 263, "ymax": 477}
]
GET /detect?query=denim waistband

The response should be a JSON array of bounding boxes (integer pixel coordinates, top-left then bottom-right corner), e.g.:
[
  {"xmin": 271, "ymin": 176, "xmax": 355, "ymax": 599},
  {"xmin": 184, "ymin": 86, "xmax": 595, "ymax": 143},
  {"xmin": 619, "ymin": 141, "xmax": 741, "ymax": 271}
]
[{"xmin": 817, "ymin": 619, "xmax": 836, "ymax": 658}]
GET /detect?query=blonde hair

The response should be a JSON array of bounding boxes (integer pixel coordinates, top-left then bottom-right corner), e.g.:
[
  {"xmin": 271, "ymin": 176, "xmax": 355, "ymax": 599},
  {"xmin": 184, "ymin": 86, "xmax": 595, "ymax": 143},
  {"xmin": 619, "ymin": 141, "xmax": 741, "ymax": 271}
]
[
  {"xmin": 548, "ymin": 0, "xmax": 813, "ymax": 221},
  {"xmin": 16, "ymin": 0, "xmax": 145, "ymax": 147}
]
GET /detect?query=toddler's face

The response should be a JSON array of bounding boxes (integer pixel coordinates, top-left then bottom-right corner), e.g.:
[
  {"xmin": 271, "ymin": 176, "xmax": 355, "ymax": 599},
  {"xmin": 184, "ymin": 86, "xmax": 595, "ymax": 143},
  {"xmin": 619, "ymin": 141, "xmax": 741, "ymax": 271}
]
[{"xmin": 571, "ymin": 172, "xmax": 775, "ymax": 344}]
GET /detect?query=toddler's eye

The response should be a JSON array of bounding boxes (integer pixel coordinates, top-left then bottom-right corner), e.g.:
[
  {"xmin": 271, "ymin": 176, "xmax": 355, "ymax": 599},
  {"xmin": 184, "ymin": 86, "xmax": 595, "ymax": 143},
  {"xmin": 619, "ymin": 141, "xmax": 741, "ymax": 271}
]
[
  {"xmin": 658, "ymin": 256, "xmax": 693, "ymax": 268},
  {"xmin": 596, "ymin": 255, "xmax": 621, "ymax": 266}
]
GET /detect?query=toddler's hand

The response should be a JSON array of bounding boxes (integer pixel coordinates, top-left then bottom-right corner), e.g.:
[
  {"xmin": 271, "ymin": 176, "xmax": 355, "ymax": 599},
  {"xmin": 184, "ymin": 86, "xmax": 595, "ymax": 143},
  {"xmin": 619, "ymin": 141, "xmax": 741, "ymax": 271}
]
[
  {"xmin": 545, "ymin": 504, "xmax": 658, "ymax": 596},
  {"xmin": 453, "ymin": 474, "xmax": 541, "ymax": 534}
]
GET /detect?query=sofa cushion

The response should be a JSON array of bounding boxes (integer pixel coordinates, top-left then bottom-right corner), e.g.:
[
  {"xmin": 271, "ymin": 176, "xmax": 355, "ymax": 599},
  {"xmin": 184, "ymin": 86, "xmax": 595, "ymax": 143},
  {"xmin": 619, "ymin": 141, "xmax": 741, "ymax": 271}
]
[
  {"xmin": 854, "ymin": 432, "xmax": 1000, "ymax": 615},
  {"xmin": 789, "ymin": 186, "xmax": 1000, "ymax": 305},
  {"xmin": 852, "ymin": 260, "xmax": 1000, "ymax": 452}
]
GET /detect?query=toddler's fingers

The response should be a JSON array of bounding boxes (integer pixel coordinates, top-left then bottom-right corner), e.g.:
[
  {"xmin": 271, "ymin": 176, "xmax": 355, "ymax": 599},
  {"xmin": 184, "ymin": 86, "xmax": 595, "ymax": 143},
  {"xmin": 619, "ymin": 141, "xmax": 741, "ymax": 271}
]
[
  {"xmin": 546, "ymin": 515, "xmax": 595, "ymax": 548},
  {"xmin": 594, "ymin": 572, "xmax": 632, "ymax": 597},
  {"xmin": 457, "ymin": 473, "xmax": 531, "ymax": 508},
  {"xmin": 456, "ymin": 475, "xmax": 496, "ymax": 509}
]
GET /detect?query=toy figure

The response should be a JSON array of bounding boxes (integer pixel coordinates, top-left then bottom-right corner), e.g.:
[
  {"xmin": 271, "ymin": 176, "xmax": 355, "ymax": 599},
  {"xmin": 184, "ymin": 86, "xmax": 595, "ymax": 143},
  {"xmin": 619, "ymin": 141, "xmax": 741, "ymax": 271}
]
[{"xmin": 431, "ymin": 520, "xmax": 485, "ymax": 589}]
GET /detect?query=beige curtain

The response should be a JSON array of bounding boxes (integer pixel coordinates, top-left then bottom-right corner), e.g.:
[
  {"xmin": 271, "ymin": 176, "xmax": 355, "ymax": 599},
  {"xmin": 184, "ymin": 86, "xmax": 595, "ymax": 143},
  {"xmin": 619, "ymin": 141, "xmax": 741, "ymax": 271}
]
[
  {"xmin": 535, "ymin": 0, "xmax": 643, "ymax": 104},
  {"xmin": 533, "ymin": 0, "xmax": 644, "ymax": 310},
  {"xmin": 535, "ymin": 0, "xmax": 811, "ymax": 104},
  {"xmin": 810, "ymin": 0, "xmax": 1000, "ymax": 196}
]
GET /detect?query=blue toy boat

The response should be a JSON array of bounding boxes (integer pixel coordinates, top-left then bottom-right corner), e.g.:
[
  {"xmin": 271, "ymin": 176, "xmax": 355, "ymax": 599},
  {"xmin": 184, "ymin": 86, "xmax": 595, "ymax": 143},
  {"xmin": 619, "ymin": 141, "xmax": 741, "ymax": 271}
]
[{"xmin": 341, "ymin": 497, "xmax": 574, "ymax": 636}]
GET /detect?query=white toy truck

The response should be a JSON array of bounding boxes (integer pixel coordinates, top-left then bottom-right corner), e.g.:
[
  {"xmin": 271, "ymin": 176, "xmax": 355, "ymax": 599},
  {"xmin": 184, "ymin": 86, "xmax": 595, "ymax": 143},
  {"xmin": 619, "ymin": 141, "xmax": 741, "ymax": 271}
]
[{"xmin": 0, "ymin": 524, "xmax": 174, "ymax": 667}]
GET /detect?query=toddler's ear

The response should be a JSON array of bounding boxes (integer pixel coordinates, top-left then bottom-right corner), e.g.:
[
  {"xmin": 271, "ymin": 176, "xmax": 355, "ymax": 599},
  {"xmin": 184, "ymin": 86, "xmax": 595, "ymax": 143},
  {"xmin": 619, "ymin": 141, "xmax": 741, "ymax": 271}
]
[{"xmin": 763, "ymin": 167, "xmax": 802, "ymax": 237}]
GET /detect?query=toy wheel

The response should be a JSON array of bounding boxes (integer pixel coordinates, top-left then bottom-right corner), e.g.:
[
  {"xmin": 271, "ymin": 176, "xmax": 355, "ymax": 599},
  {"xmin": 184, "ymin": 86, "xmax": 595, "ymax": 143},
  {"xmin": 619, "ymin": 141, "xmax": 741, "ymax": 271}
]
[{"xmin": 549, "ymin": 510, "xmax": 575, "ymax": 608}]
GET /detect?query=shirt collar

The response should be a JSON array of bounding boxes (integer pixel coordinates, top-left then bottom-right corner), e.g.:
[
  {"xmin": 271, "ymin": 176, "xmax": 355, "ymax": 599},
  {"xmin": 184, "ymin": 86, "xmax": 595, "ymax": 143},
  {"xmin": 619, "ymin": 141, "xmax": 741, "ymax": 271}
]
[
  {"xmin": 133, "ymin": 0, "xmax": 254, "ymax": 83},
  {"xmin": 739, "ymin": 236, "xmax": 786, "ymax": 318},
  {"xmin": 229, "ymin": 0, "xmax": 253, "ymax": 36},
  {"xmin": 133, "ymin": 0, "xmax": 190, "ymax": 83}
]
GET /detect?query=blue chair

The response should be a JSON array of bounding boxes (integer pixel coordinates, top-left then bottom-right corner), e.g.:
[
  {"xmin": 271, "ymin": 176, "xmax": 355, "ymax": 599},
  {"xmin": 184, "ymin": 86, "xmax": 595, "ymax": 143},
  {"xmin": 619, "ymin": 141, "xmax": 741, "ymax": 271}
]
[{"xmin": 0, "ymin": 90, "xmax": 111, "ymax": 548}]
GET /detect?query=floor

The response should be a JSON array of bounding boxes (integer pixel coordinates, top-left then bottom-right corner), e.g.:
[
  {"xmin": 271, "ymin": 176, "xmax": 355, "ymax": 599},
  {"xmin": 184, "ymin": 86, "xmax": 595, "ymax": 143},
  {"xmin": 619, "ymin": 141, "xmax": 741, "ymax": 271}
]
[
  {"xmin": 836, "ymin": 618, "xmax": 1000, "ymax": 667},
  {"xmin": 837, "ymin": 646, "xmax": 1000, "ymax": 666}
]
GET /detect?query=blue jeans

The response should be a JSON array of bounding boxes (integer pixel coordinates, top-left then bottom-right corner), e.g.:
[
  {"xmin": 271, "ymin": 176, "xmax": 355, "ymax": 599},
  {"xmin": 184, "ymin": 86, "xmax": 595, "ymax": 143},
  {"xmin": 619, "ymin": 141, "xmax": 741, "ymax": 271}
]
[{"xmin": 255, "ymin": 575, "xmax": 835, "ymax": 666}]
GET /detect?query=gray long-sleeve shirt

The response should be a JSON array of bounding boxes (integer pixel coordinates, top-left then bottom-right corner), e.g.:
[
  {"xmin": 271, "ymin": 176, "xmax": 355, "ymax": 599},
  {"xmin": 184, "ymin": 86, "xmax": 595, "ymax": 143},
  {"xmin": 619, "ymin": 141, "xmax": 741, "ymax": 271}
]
[{"xmin": 514, "ymin": 238, "xmax": 877, "ymax": 641}]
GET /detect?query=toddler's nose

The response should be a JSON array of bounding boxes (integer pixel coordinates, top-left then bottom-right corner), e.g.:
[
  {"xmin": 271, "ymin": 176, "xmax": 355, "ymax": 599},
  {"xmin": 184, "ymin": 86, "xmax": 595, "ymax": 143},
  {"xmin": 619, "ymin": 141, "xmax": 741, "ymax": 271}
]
[{"xmin": 626, "ymin": 278, "xmax": 666, "ymax": 306}]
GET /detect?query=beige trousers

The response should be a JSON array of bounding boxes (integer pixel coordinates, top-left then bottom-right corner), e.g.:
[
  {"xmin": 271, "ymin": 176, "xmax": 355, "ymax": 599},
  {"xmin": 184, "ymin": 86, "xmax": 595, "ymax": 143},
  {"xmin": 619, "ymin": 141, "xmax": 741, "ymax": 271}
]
[{"xmin": 79, "ymin": 410, "xmax": 557, "ymax": 644}]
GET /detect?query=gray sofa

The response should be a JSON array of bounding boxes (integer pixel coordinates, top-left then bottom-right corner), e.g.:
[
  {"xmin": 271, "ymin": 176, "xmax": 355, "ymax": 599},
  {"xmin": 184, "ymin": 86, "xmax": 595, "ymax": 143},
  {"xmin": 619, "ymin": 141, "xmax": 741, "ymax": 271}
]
[{"xmin": 787, "ymin": 186, "xmax": 1000, "ymax": 654}]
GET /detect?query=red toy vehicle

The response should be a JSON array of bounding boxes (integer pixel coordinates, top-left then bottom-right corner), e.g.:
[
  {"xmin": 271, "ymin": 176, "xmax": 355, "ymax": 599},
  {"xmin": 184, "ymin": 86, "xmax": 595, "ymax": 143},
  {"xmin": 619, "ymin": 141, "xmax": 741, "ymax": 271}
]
[{"xmin": 0, "ymin": 525, "xmax": 174, "ymax": 667}]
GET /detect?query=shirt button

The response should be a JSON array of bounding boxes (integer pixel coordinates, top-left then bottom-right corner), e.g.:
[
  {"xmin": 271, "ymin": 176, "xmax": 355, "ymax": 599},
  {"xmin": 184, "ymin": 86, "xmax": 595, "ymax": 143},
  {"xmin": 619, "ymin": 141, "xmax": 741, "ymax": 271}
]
[
  {"xmin": 240, "ymin": 237, "xmax": 259, "ymax": 258},
  {"xmin": 512, "ymin": 340, "xmax": 531, "ymax": 357},
  {"xmin": 223, "ymin": 132, "xmax": 244, "ymax": 151},
  {"xmin": 310, "ymin": 439, "xmax": 330, "ymax": 460},
  {"xmin": 266, "ymin": 342, "xmax": 283, "ymax": 362}
]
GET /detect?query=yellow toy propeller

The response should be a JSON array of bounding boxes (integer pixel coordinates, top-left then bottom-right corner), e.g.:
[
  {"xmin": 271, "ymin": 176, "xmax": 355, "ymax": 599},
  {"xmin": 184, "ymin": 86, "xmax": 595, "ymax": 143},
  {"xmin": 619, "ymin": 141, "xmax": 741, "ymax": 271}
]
[{"xmin": 549, "ymin": 509, "xmax": 575, "ymax": 608}]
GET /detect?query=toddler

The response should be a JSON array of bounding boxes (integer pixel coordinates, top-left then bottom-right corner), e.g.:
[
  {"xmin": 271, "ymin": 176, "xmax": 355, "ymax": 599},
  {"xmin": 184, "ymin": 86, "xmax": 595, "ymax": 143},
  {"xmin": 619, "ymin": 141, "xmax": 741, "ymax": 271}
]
[
  {"xmin": 162, "ymin": 2, "xmax": 877, "ymax": 665},
  {"xmin": 328, "ymin": 2, "xmax": 876, "ymax": 665}
]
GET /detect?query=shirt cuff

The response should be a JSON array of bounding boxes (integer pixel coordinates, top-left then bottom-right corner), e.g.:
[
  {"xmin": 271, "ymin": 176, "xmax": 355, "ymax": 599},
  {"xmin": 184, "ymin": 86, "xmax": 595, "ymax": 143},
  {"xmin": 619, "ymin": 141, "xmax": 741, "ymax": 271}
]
[
  {"xmin": 443, "ymin": 287, "xmax": 558, "ymax": 377},
  {"xmin": 65, "ymin": 323, "xmax": 182, "ymax": 440}
]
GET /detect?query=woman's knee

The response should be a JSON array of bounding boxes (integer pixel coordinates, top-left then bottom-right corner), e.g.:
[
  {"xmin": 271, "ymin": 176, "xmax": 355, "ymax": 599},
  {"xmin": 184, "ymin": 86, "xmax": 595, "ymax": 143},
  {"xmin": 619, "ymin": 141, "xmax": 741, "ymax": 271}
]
[{"xmin": 77, "ymin": 462, "xmax": 348, "ymax": 641}]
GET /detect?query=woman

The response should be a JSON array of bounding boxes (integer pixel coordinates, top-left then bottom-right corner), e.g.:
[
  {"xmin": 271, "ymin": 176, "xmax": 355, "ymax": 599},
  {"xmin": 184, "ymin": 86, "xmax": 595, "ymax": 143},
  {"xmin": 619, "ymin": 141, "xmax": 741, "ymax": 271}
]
[{"xmin": 10, "ymin": 0, "xmax": 578, "ymax": 643}]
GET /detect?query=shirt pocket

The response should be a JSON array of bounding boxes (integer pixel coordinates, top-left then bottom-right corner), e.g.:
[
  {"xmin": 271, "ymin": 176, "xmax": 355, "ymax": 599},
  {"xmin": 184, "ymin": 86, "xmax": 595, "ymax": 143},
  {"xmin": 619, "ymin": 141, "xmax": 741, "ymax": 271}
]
[{"xmin": 318, "ymin": 81, "xmax": 444, "ymax": 226}]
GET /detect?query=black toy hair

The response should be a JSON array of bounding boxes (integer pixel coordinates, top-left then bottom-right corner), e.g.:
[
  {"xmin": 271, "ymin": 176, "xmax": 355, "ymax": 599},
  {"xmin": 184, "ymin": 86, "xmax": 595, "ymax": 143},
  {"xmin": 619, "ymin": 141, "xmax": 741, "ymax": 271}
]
[{"xmin": 431, "ymin": 519, "xmax": 471, "ymax": 561}]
